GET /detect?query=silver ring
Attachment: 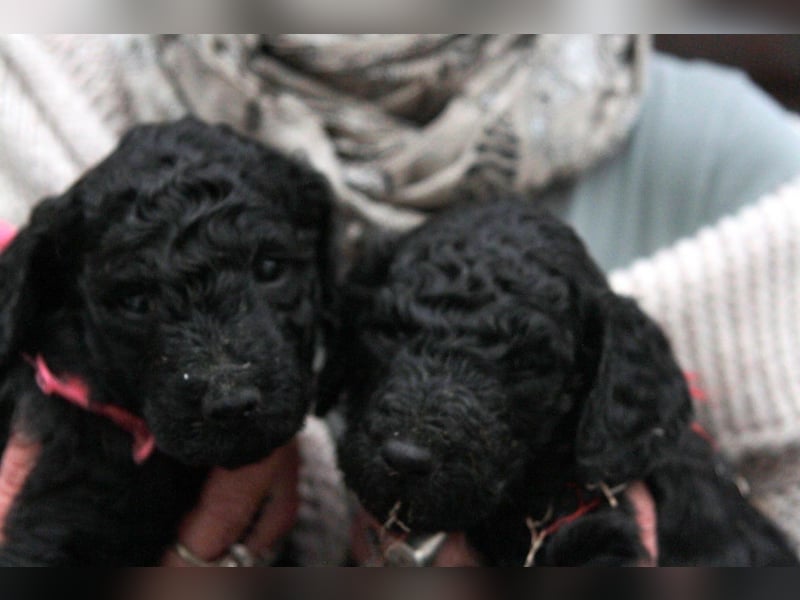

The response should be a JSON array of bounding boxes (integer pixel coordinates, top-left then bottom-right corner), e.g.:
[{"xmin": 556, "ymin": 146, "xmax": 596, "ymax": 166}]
[{"xmin": 174, "ymin": 542, "xmax": 258, "ymax": 567}]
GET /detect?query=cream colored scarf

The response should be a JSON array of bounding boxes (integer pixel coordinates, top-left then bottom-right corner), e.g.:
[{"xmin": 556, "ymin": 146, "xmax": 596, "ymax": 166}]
[{"xmin": 120, "ymin": 34, "xmax": 646, "ymax": 240}]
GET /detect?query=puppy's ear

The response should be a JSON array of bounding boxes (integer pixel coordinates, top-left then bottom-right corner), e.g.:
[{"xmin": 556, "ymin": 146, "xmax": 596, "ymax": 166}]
[
  {"xmin": 314, "ymin": 226, "xmax": 403, "ymax": 417},
  {"xmin": 283, "ymin": 162, "xmax": 335, "ymax": 299},
  {"xmin": 341, "ymin": 224, "xmax": 405, "ymax": 290},
  {"xmin": 0, "ymin": 192, "xmax": 84, "ymax": 364},
  {"xmin": 575, "ymin": 293, "xmax": 692, "ymax": 486},
  {"xmin": 273, "ymin": 161, "xmax": 335, "ymax": 372},
  {"xmin": 285, "ymin": 161, "xmax": 332, "ymax": 234}
]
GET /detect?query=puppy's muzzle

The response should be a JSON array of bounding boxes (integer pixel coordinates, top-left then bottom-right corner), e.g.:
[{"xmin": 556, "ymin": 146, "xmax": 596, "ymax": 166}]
[
  {"xmin": 381, "ymin": 439, "xmax": 434, "ymax": 476},
  {"xmin": 202, "ymin": 385, "xmax": 261, "ymax": 420},
  {"xmin": 195, "ymin": 364, "xmax": 262, "ymax": 420}
]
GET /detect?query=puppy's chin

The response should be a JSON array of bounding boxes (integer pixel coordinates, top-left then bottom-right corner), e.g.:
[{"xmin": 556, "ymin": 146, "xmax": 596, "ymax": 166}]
[
  {"xmin": 161, "ymin": 426, "xmax": 296, "ymax": 468},
  {"xmin": 185, "ymin": 435, "xmax": 284, "ymax": 469},
  {"xmin": 359, "ymin": 492, "xmax": 495, "ymax": 533},
  {"xmin": 352, "ymin": 475, "xmax": 507, "ymax": 533},
  {"xmin": 341, "ymin": 430, "xmax": 522, "ymax": 534},
  {"xmin": 148, "ymin": 407, "xmax": 307, "ymax": 468}
]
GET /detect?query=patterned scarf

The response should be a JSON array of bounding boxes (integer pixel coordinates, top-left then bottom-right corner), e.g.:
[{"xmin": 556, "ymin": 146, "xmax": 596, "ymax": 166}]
[{"xmin": 120, "ymin": 34, "xmax": 647, "ymax": 242}]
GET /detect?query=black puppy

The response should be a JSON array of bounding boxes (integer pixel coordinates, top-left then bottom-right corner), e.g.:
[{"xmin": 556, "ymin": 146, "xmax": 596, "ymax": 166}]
[
  {"xmin": 322, "ymin": 200, "xmax": 798, "ymax": 566},
  {"xmin": 0, "ymin": 117, "xmax": 331, "ymax": 565}
]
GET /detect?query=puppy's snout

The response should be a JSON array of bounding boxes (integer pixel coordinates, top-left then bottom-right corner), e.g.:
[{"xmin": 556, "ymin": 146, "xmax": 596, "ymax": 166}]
[
  {"xmin": 381, "ymin": 439, "xmax": 434, "ymax": 476},
  {"xmin": 202, "ymin": 385, "xmax": 261, "ymax": 420}
]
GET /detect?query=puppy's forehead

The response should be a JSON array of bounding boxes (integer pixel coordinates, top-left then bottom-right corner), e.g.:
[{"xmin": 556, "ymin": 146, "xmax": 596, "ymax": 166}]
[
  {"xmin": 387, "ymin": 228, "xmax": 571, "ymax": 305},
  {"xmin": 361, "ymin": 209, "xmax": 599, "ymax": 340},
  {"xmin": 115, "ymin": 193, "xmax": 292, "ymax": 242},
  {"xmin": 390, "ymin": 203, "xmax": 607, "ymax": 289},
  {"xmin": 90, "ymin": 186, "xmax": 306, "ymax": 275}
]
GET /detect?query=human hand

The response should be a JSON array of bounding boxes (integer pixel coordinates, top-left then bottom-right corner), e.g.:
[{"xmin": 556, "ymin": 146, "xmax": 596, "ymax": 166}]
[{"xmin": 162, "ymin": 439, "xmax": 300, "ymax": 566}]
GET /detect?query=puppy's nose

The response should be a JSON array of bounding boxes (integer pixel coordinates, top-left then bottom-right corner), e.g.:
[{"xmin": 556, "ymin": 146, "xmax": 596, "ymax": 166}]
[
  {"xmin": 381, "ymin": 439, "xmax": 433, "ymax": 476},
  {"xmin": 202, "ymin": 385, "xmax": 261, "ymax": 420}
]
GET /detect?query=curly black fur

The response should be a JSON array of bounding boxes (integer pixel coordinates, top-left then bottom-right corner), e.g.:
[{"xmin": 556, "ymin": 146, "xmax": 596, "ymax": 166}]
[
  {"xmin": 0, "ymin": 117, "xmax": 332, "ymax": 565},
  {"xmin": 322, "ymin": 200, "xmax": 798, "ymax": 566}
]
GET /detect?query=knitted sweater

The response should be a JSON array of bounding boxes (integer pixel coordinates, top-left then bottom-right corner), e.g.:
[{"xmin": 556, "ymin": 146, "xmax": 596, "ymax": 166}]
[{"xmin": 1, "ymin": 34, "xmax": 799, "ymax": 554}]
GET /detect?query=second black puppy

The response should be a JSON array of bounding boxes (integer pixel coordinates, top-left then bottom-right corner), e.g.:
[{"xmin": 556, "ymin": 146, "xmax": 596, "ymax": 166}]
[
  {"xmin": 0, "ymin": 118, "xmax": 331, "ymax": 565},
  {"xmin": 322, "ymin": 200, "xmax": 797, "ymax": 566}
]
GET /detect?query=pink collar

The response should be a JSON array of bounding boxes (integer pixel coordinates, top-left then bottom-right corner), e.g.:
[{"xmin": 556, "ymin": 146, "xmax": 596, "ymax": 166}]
[
  {"xmin": 2, "ymin": 221, "xmax": 154, "ymax": 464},
  {"xmin": 27, "ymin": 355, "xmax": 155, "ymax": 464},
  {"xmin": 0, "ymin": 220, "xmax": 16, "ymax": 252}
]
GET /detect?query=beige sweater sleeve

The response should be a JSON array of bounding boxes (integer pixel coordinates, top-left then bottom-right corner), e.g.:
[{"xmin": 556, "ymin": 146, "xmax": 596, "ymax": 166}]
[{"xmin": 0, "ymin": 35, "xmax": 121, "ymax": 225}]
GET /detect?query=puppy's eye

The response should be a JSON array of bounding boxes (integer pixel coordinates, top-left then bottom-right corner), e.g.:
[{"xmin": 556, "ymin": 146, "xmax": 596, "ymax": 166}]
[{"xmin": 255, "ymin": 257, "xmax": 287, "ymax": 283}]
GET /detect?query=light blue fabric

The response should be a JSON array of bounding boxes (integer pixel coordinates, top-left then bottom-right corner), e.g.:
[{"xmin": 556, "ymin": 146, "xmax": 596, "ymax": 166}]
[{"xmin": 546, "ymin": 53, "xmax": 800, "ymax": 273}]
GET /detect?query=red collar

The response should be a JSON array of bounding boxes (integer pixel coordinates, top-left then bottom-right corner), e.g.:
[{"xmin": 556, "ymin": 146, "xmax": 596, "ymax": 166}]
[
  {"xmin": 0, "ymin": 220, "xmax": 15, "ymax": 252},
  {"xmin": 353, "ymin": 481, "xmax": 659, "ymax": 566},
  {"xmin": 523, "ymin": 481, "xmax": 657, "ymax": 566},
  {"xmin": 26, "ymin": 354, "xmax": 155, "ymax": 464},
  {"xmin": 523, "ymin": 485, "xmax": 609, "ymax": 566},
  {"xmin": 532, "ymin": 494, "xmax": 604, "ymax": 540}
]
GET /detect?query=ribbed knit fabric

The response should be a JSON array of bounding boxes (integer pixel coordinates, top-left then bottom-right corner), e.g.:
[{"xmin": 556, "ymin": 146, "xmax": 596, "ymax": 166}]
[
  {"xmin": 39, "ymin": 35, "xmax": 132, "ymax": 137},
  {"xmin": 0, "ymin": 35, "xmax": 114, "ymax": 225},
  {"xmin": 610, "ymin": 177, "xmax": 800, "ymax": 549}
]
